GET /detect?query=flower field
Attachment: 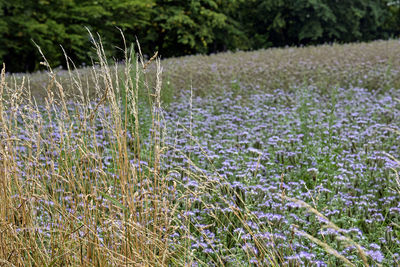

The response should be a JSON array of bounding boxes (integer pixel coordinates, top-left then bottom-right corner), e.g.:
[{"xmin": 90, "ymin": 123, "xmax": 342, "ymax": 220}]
[
  {"xmin": 1, "ymin": 39, "xmax": 400, "ymax": 266},
  {"xmin": 162, "ymin": 86, "xmax": 400, "ymax": 265}
]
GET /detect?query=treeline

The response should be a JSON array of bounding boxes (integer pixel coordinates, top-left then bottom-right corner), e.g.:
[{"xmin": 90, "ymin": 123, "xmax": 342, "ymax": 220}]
[{"xmin": 1, "ymin": 0, "xmax": 399, "ymax": 73}]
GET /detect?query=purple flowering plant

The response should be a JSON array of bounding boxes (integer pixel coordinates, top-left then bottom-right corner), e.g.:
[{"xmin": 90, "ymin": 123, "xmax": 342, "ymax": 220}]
[{"xmin": 1, "ymin": 37, "xmax": 400, "ymax": 266}]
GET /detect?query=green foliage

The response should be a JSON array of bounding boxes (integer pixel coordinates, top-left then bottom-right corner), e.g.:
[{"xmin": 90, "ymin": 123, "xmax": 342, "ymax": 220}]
[
  {"xmin": 385, "ymin": 1, "xmax": 400, "ymax": 35},
  {"xmin": 237, "ymin": 0, "xmax": 395, "ymax": 49},
  {"xmin": 0, "ymin": 0, "xmax": 100, "ymax": 72},
  {"xmin": 144, "ymin": 0, "xmax": 235, "ymax": 57},
  {"xmin": 0, "ymin": 0, "xmax": 153, "ymax": 72},
  {"xmin": 0, "ymin": 0, "xmax": 399, "ymax": 72}
]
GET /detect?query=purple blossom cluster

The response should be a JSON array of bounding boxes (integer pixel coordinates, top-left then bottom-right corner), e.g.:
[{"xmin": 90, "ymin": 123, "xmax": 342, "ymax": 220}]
[
  {"xmin": 2, "ymin": 83, "xmax": 400, "ymax": 265},
  {"xmin": 159, "ymin": 86, "xmax": 400, "ymax": 265}
]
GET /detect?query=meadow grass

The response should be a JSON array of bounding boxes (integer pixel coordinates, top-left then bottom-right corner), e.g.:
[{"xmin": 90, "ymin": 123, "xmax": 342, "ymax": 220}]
[
  {"xmin": 0, "ymin": 34, "xmax": 279, "ymax": 266},
  {"xmin": 1, "ymin": 38, "xmax": 400, "ymax": 266},
  {"xmin": 0, "ymin": 35, "xmax": 176, "ymax": 266},
  {"xmin": 7, "ymin": 39, "xmax": 400, "ymax": 103}
]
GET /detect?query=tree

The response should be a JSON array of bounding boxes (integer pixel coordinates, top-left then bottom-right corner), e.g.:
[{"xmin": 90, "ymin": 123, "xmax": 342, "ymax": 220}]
[
  {"xmin": 144, "ymin": 0, "xmax": 233, "ymax": 57},
  {"xmin": 235, "ymin": 0, "xmax": 394, "ymax": 49},
  {"xmin": 0, "ymin": 0, "xmax": 154, "ymax": 72},
  {"xmin": 0, "ymin": 0, "xmax": 399, "ymax": 73}
]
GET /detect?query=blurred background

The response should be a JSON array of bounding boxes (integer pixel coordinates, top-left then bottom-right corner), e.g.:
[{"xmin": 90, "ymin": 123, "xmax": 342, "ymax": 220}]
[{"xmin": 0, "ymin": 0, "xmax": 399, "ymax": 73}]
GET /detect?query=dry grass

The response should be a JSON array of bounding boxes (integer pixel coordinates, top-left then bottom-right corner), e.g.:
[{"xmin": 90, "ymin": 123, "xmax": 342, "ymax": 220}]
[
  {"xmin": 0, "ymin": 33, "xmax": 280, "ymax": 266},
  {"xmin": 0, "ymin": 33, "xmax": 175, "ymax": 266},
  {"xmin": 285, "ymin": 197, "xmax": 373, "ymax": 267}
]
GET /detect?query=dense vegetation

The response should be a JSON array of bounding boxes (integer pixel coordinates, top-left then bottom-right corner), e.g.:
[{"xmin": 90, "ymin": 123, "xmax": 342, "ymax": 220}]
[
  {"xmin": 1, "ymin": 37, "xmax": 400, "ymax": 265},
  {"xmin": 1, "ymin": 0, "xmax": 400, "ymax": 72}
]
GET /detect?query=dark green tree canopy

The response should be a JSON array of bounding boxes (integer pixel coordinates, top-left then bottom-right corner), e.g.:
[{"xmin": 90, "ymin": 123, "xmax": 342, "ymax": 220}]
[{"xmin": 0, "ymin": 0, "xmax": 398, "ymax": 72}]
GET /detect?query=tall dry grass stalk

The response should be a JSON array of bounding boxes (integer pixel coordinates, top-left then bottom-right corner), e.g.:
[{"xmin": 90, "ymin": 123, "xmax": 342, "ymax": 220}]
[
  {"xmin": 0, "ymin": 32, "xmax": 284, "ymax": 266},
  {"xmin": 0, "ymin": 32, "xmax": 175, "ymax": 266},
  {"xmin": 285, "ymin": 196, "xmax": 382, "ymax": 267}
]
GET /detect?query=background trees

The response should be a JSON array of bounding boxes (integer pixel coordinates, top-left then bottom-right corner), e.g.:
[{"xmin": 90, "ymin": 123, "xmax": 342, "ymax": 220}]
[
  {"xmin": 235, "ymin": 0, "xmax": 395, "ymax": 49},
  {"xmin": 0, "ymin": 0, "xmax": 399, "ymax": 72}
]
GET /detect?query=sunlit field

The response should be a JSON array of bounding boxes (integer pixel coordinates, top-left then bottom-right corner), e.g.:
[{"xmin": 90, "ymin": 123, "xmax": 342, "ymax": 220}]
[{"xmin": 1, "ymin": 38, "xmax": 400, "ymax": 266}]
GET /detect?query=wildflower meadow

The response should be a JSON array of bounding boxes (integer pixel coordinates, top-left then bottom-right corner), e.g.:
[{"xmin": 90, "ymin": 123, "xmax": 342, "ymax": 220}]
[{"xmin": 1, "ymin": 37, "xmax": 400, "ymax": 266}]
